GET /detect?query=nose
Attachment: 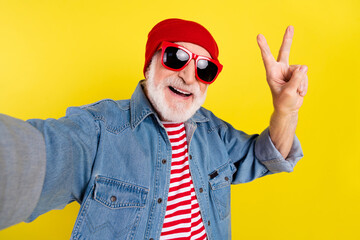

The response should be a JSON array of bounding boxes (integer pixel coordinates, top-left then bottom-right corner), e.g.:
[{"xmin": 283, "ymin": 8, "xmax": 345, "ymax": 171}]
[{"xmin": 178, "ymin": 60, "xmax": 197, "ymax": 85}]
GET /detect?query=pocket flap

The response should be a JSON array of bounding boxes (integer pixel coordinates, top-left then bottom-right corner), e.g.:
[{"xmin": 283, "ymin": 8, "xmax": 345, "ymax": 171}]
[
  {"xmin": 208, "ymin": 162, "xmax": 236, "ymax": 190},
  {"xmin": 94, "ymin": 176, "xmax": 148, "ymax": 209}
]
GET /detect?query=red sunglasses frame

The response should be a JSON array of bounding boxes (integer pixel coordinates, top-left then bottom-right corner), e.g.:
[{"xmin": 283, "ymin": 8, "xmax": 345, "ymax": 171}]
[{"xmin": 160, "ymin": 41, "xmax": 223, "ymax": 84}]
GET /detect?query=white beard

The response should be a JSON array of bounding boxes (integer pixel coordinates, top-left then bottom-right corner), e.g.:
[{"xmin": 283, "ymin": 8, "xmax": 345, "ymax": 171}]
[{"xmin": 144, "ymin": 57, "xmax": 207, "ymax": 123}]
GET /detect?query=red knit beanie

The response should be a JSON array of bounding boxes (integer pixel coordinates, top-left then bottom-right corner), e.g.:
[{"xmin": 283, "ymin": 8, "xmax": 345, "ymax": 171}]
[{"xmin": 143, "ymin": 18, "xmax": 219, "ymax": 77}]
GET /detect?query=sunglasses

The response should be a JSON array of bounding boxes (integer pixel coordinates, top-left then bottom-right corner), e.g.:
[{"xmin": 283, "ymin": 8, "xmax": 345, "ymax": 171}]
[{"xmin": 160, "ymin": 41, "xmax": 223, "ymax": 84}]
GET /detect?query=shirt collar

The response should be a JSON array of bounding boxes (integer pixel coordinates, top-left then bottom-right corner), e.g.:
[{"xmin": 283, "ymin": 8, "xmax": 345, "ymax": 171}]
[{"xmin": 130, "ymin": 80, "xmax": 209, "ymax": 129}]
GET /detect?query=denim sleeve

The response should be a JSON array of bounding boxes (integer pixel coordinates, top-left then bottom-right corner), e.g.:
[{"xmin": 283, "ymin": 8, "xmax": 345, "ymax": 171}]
[
  {"xmin": 0, "ymin": 114, "xmax": 46, "ymax": 230},
  {"xmin": 254, "ymin": 127, "xmax": 303, "ymax": 173},
  {"xmin": 0, "ymin": 108, "xmax": 99, "ymax": 229},
  {"xmin": 24, "ymin": 107, "xmax": 100, "ymax": 222},
  {"xmin": 222, "ymin": 124, "xmax": 303, "ymax": 184}
]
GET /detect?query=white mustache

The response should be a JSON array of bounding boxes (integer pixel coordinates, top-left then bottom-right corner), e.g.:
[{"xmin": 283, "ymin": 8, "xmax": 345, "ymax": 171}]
[{"xmin": 163, "ymin": 76, "xmax": 200, "ymax": 95}]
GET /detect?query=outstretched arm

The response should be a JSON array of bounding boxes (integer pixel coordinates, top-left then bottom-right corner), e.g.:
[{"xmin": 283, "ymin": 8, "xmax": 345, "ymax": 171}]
[
  {"xmin": 0, "ymin": 106, "xmax": 99, "ymax": 230},
  {"xmin": 0, "ymin": 114, "xmax": 46, "ymax": 230}
]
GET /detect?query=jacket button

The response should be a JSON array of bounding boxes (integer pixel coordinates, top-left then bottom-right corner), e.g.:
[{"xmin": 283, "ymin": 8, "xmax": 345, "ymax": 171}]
[
  {"xmin": 225, "ymin": 176, "xmax": 229, "ymax": 181},
  {"xmin": 189, "ymin": 155, "xmax": 192, "ymax": 160},
  {"xmin": 110, "ymin": 196, "xmax": 117, "ymax": 202},
  {"xmin": 162, "ymin": 159, "xmax": 167, "ymax": 164},
  {"xmin": 199, "ymin": 188, "xmax": 203, "ymax": 193},
  {"xmin": 208, "ymin": 220, "xmax": 211, "ymax": 226},
  {"xmin": 158, "ymin": 198, "xmax": 162, "ymax": 203}
]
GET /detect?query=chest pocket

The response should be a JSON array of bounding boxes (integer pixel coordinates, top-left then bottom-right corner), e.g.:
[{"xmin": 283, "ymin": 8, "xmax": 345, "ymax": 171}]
[
  {"xmin": 94, "ymin": 176, "xmax": 148, "ymax": 209},
  {"xmin": 72, "ymin": 176, "xmax": 149, "ymax": 240},
  {"xmin": 208, "ymin": 162, "xmax": 236, "ymax": 220}
]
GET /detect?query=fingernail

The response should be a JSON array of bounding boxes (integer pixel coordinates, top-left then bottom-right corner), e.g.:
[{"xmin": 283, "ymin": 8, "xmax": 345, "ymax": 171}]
[{"xmin": 300, "ymin": 65, "xmax": 308, "ymax": 73}]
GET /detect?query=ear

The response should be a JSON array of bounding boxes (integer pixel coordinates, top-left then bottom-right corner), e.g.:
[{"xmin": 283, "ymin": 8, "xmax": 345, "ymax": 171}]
[
  {"xmin": 144, "ymin": 67, "xmax": 150, "ymax": 80},
  {"xmin": 145, "ymin": 51, "xmax": 161, "ymax": 80}
]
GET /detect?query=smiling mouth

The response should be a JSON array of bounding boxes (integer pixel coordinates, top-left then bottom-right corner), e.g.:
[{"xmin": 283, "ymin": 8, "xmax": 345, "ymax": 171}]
[{"xmin": 169, "ymin": 86, "xmax": 192, "ymax": 97}]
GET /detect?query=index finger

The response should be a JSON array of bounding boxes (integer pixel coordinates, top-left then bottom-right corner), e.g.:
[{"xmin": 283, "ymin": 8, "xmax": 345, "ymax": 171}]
[
  {"xmin": 257, "ymin": 33, "xmax": 276, "ymax": 70},
  {"xmin": 277, "ymin": 25, "xmax": 294, "ymax": 64}
]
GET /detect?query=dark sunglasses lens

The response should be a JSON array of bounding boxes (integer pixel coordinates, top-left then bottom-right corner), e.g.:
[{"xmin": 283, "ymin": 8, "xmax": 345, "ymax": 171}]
[
  {"xmin": 163, "ymin": 47, "xmax": 189, "ymax": 69},
  {"xmin": 197, "ymin": 59, "xmax": 218, "ymax": 82}
]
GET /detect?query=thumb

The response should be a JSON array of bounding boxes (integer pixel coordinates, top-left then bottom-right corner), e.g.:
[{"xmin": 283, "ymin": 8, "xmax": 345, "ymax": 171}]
[{"xmin": 288, "ymin": 65, "xmax": 308, "ymax": 90}]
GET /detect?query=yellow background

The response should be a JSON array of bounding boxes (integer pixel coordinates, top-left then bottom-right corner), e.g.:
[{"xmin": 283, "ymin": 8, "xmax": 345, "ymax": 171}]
[{"xmin": 0, "ymin": 0, "xmax": 359, "ymax": 239}]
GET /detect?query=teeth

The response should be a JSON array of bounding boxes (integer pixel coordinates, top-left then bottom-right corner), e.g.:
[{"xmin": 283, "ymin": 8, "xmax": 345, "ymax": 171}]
[{"xmin": 173, "ymin": 87, "xmax": 191, "ymax": 95}]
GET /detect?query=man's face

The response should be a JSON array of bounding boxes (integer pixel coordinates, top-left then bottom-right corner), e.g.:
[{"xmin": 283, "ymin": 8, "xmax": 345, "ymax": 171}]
[{"xmin": 144, "ymin": 42, "xmax": 210, "ymax": 122}]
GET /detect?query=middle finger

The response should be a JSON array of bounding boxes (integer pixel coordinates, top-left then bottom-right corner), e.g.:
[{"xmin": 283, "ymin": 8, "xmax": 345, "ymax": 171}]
[{"xmin": 277, "ymin": 25, "xmax": 294, "ymax": 65}]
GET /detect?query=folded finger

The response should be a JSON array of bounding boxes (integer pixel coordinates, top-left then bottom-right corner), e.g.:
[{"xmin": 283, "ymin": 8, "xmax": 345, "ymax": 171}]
[
  {"xmin": 287, "ymin": 64, "xmax": 301, "ymax": 80},
  {"xmin": 301, "ymin": 75, "xmax": 309, "ymax": 97},
  {"xmin": 289, "ymin": 65, "xmax": 307, "ymax": 90}
]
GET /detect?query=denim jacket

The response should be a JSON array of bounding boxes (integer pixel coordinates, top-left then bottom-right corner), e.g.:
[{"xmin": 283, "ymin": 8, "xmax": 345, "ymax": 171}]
[{"xmin": 0, "ymin": 81, "xmax": 303, "ymax": 239}]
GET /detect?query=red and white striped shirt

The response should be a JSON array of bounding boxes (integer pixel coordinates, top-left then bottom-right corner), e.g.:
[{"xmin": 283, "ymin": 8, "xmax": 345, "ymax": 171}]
[{"xmin": 160, "ymin": 122, "xmax": 207, "ymax": 240}]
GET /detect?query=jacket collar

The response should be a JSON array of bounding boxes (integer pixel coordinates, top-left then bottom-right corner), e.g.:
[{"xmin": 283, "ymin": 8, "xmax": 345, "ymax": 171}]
[{"xmin": 130, "ymin": 80, "xmax": 209, "ymax": 129}]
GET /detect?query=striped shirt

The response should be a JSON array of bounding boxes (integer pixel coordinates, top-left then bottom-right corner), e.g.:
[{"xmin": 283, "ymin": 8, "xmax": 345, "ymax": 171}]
[{"xmin": 160, "ymin": 122, "xmax": 207, "ymax": 240}]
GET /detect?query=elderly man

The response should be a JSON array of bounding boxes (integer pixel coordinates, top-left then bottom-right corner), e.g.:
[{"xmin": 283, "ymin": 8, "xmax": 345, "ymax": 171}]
[{"xmin": 0, "ymin": 18, "xmax": 307, "ymax": 239}]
